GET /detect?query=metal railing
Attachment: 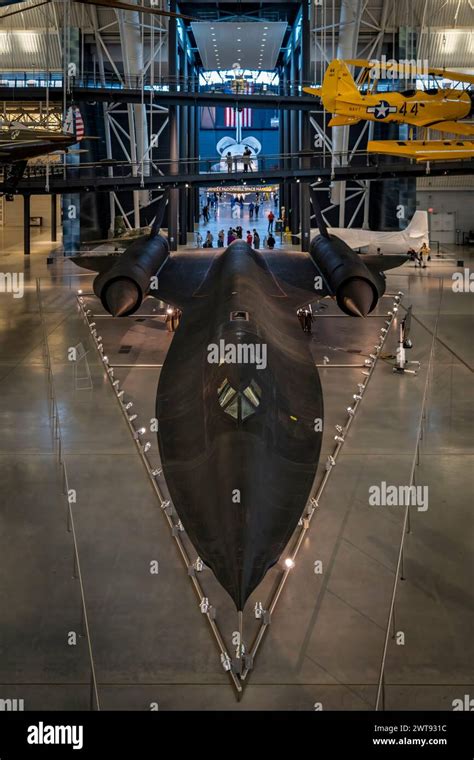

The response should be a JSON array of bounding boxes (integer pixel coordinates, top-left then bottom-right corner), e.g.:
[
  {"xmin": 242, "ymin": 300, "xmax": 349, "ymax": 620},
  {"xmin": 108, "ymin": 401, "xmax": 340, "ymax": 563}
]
[
  {"xmin": 75, "ymin": 292, "xmax": 243, "ymax": 695},
  {"xmin": 0, "ymin": 70, "xmax": 318, "ymax": 97},
  {"xmin": 8, "ymin": 148, "xmax": 389, "ymax": 186},
  {"xmin": 374, "ymin": 279, "xmax": 443, "ymax": 710},
  {"xmin": 36, "ymin": 279, "xmax": 101, "ymax": 711},
  {"xmin": 241, "ymin": 292, "xmax": 406, "ymax": 681}
]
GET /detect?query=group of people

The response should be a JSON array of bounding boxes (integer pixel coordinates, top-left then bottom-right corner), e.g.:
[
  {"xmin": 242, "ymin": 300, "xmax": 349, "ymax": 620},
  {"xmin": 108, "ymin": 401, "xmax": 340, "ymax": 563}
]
[
  {"xmin": 225, "ymin": 147, "xmax": 254, "ymax": 173},
  {"xmin": 226, "ymin": 227, "xmax": 262, "ymax": 247},
  {"xmin": 247, "ymin": 201, "xmax": 261, "ymax": 219},
  {"xmin": 297, "ymin": 306, "xmax": 313, "ymax": 334},
  {"xmin": 201, "ymin": 192, "xmax": 222, "ymax": 223},
  {"xmin": 198, "ymin": 227, "xmax": 278, "ymax": 250},
  {"xmin": 408, "ymin": 242, "xmax": 431, "ymax": 268}
]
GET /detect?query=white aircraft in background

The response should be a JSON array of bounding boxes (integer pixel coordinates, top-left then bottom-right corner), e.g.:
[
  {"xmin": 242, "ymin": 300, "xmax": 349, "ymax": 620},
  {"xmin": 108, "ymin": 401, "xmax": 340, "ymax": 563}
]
[{"xmin": 325, "ymin": 210, "xmax": 429, "ymax": 254}]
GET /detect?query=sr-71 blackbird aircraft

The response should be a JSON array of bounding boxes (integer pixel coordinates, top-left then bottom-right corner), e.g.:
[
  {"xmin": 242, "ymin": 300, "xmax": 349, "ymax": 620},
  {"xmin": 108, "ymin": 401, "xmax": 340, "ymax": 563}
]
[{"xmin": 73, "ymin": 194, "xmax": 408, "ymax": 610}]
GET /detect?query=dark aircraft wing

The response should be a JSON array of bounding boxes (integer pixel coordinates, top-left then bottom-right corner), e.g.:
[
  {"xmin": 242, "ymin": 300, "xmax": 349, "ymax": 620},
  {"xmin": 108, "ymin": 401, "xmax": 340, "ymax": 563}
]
[
  {"xmin": 72, "ymin": 245, "xmax": 406, "ymax": 310},
  {"xmin": 361, "ymin": 253, "xmax": 409, "ymax": 272},
  {"xmin": 72, "ymin": 248, "xmax": 220, "ymax": 306},
  {"xmin": 262, "ymin": 249, "xmax": 331, "ymax": 298},
  {"xmin": 152, "ymin": 250, "xmax": 220, "ymax": 305},
  {"xmin": 155, "ymin": 247, "xmax": 333, "ymax": 307}
]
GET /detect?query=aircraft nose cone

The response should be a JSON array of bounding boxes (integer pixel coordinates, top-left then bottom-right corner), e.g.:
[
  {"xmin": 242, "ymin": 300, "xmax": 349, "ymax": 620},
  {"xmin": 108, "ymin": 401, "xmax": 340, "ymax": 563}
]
[
  {"xmin": 103, "ymin": 278, "xmax": 140, "ymax": 317},
  {"xmin": 338, "ymin": 277, "xmax": 375, "ymax": 318}
]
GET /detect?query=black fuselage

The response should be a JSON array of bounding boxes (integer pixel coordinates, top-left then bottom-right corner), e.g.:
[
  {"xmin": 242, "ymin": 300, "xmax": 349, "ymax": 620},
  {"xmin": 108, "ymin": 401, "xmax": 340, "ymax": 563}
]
[{"xmin": 156, "ymin": 241, "xmax": 323, "ymax": 610}]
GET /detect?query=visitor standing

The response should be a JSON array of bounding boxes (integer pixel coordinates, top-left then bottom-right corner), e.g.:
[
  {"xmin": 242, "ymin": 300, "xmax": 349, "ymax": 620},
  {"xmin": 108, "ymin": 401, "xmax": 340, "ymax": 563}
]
[{"xmin": 267, "ymin": 210, "xmax": 275, "ymax": 233}]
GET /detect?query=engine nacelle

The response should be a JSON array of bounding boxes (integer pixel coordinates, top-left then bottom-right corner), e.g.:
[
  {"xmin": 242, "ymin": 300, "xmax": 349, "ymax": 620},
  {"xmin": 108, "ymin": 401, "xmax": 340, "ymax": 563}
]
[
  {"xmin": 310, "ymin": 234, "xmax": 380, "ymax": 317},
  {"xmin": 93, "ymin": 234, "xmax": 169, "ymax": 317}
]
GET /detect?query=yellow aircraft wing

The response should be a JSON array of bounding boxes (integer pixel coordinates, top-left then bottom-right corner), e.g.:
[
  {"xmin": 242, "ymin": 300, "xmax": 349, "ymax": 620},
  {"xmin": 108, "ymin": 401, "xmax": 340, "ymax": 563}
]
[
  {"xmin": 426, "ymin": 120, "xmax": 474, "ymax": 137},
  {"xmin": 367, "ymin": 139, "xmax": 474, "ymax": 162},
  {"xmin": 346, "ymin": 59, "xmax": 474, "ymax": 86},
  {"xmin": 328, "ymin": 115, "xmax": 361, "ymax": 126},
  {"xmin": 303, "ymin": 86, "xmax": 322, "ymax": 97}
]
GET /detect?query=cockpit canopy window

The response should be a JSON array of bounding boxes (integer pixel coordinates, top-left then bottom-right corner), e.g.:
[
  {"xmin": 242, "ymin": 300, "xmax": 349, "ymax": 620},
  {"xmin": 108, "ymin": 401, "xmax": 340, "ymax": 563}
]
[
  {"xmin": 230, "ymin": 311, "xmax": 249, "ymax": 322},
  {"xmin": 217, "ymin": 378, "xmax": 261, "ymax": 422}
]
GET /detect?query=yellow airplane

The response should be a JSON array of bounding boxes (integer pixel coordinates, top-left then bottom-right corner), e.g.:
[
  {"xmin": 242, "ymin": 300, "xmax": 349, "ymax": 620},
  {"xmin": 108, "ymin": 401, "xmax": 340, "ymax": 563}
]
[
  {"xmin": 367, "ymin": 139, "xmax": 474, "ymax": 162},
  {"xmin": 304, "ymin": 59, "xmax": 474, "ymax": 135},
  {"xmin": 304, "ymin": 59, "xmax": 474, "ymax": 160}
]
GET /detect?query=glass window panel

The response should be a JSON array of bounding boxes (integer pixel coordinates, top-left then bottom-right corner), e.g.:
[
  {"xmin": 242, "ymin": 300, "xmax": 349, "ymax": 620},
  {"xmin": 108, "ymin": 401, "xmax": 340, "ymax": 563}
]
[{"xmin": 240, "ymin": 397, "xmax": 255, "ymax": 421}]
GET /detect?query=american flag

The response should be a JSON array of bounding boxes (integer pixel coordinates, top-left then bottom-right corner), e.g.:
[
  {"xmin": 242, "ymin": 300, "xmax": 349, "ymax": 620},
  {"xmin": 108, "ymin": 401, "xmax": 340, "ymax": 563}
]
[
  {"xmin": 224, "ymin": 107, "xmax": 252, "ymax": 128},
  {"xmin": 64, "ymin": 106, "xmax": 84, "ymax": 142},
  {"xmin": 74, "ymin": 108, "xmax": 85, "ymax": 141}
]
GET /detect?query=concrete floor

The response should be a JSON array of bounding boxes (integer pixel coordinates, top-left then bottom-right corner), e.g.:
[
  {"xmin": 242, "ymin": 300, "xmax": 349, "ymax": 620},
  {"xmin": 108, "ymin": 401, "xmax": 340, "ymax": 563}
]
[{"xmin": 0, "ymin": 225, "xmax": 472, "ymax": 711}]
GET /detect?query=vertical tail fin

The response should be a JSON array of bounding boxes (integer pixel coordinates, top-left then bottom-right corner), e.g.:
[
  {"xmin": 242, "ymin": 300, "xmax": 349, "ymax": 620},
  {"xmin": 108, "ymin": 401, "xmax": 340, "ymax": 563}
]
[
  {"xmin": 149, "ymin": 190, "xmax": 169, "ymax": 238},
  {"xmin": 310, "ymin": 188, "xmax": 330, "ymax": 239},
  {"xmin": 63, "ymin": 106, "xmax": 84, "ymax": 143},
  {"xmin": 406, "ymin": 210, "xmax": 429, "ymax": 236},
  {"xmin": 320, "ymin": 60, "xmax": 361, "ymax": 111}
]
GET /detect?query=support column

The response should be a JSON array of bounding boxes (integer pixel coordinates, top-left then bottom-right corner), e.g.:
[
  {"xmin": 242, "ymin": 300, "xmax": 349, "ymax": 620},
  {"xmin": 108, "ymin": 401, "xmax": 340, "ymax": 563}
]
[
  {"xmin": 193, "ymin": 103, "xmax": 200, "ymax": 223},
  {"xmin": 51, "ymin": 194, "xmax": 57, "ymax": 242},
  {"xmin": 290, "ymin": 48, "xmax": 300, "ymax": 235},
  {"xmin": 187, "ymin": 92, "xmax": 196, "ymax": 233},
  {"xmin": 281, "ymin": 65, "xmax": 291, "ymax": 224},
  {"xmin": 178, "ymin": 38, "xmax": 188, "ymax": 246},
  {"xmin": 167, "ymin": 0, "xmax": 179, "ymax": 251},
  {"xmin": 62, "ymin": 28, "xmax": 81, "ymax": 255},
  {"xmin": 168, "ymin": 108, "xmax": 179, "ymax": 252},
  {"xmin": 24, "ymin": 195, "xmax": 31, "ymax": 256},
  {"xmin": 300, "ymin": 0, "xmax": 311, "ymax": 251},
  {"xmin": 330, "ymin": 0, "xmax": 363, "ymax": 224},
  {"xmin": 117, "ymin": 3, "xmax": 150, "ymax": 226}
]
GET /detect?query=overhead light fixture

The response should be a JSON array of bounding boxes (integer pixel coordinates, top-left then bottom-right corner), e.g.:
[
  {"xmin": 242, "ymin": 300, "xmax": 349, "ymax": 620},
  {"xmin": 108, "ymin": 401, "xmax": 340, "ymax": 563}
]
[{"xmin": 284, "ymin": 558, "xmax": 295, "ymax": 569}]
